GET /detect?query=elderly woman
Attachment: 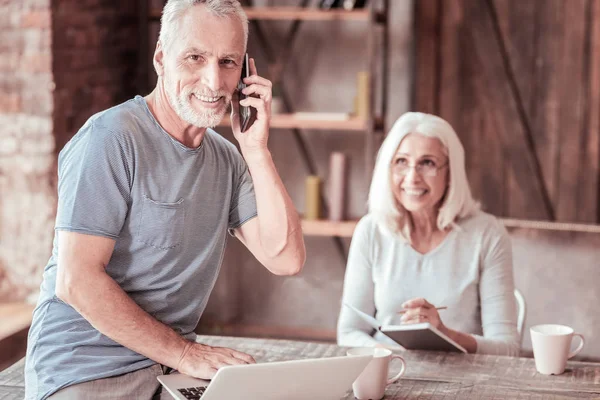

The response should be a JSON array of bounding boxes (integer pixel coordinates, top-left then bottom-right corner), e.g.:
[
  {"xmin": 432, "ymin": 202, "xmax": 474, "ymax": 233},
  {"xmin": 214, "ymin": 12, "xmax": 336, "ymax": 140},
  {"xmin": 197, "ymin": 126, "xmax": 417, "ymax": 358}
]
[{"xmin": 337, "ymin": 112, "xmax": 520, "ymax": 356}]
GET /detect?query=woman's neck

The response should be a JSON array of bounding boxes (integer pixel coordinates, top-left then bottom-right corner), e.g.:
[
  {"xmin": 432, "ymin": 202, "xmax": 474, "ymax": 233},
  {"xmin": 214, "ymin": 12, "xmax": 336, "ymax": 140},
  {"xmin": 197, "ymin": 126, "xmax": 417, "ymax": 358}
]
[
  {"xmin": 409, "ymin": 208, "xmax": 439, "ymax": 238},
  {"xmin": 407, "ymin": 209, "xmax": 447, "ymax": 253}
]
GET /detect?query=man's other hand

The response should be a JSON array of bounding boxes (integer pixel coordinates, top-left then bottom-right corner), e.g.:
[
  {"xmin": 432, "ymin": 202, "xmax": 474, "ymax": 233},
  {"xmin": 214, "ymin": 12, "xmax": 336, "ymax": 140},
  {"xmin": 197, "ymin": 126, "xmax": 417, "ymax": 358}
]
[{"xmin": 177, "ymin": 342, "xmax": 256, "ymax": 379}]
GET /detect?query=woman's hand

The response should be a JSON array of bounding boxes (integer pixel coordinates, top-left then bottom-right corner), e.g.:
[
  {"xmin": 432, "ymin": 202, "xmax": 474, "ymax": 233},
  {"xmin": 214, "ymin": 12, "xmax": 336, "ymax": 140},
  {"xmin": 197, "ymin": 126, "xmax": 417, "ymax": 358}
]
[{"xmin": 399, "ymin": 297, "xmax": 444, "ymax": 330}]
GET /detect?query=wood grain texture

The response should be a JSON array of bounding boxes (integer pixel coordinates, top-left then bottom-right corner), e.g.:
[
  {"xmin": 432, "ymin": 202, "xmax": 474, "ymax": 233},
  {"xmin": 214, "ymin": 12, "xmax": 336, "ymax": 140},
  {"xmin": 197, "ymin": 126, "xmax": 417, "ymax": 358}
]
[
  {"xmin": 469, "ymin": 0, "xmax": 554, "ymax": 220},
  {"xmin": 492, "ymin": 0, "xmax": 540, "ymax": 221},
  {"xmin": 413, "ymin": 0, "xmax": 440, "ymax": 114},
  {"xmin": 492, "ymin": 0, "xmax": 540, "ymax": 119},
  {"xmin": 218, "ymin": 113, "xmax": 369, "ymax": 131},
  {"xmin": 0, "ymin": 303, "xmax": 34, "ymax": 340},
  {"xmin": 300, "ymin": 217, "xmax": 600, "ymax": 238},
  {"xmin": 581, "ymin": 0, "xmax": 600, "ymax": 223},
  {"xmin": 414, "ymin": 0, "xmax": 600, "ymax": 224},
  {"xmin": 552, "ymin": 1, "xmax": 588, "ymax": 222},
  {"xmin": 150, "ymin": 7, "xmax": 372, "ymax": 21},
  {"xmin": 438, "ymin": 0, "xmax": 464, "ymax": 131},
  {"xmin": 3, "ymin": 336, "xmax": 600, "ymax": 399}
]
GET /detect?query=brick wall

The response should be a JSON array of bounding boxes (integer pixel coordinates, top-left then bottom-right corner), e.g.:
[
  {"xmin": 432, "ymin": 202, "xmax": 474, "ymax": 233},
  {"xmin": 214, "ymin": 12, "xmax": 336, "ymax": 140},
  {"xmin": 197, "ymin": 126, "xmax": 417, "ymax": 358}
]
[
  {"xmin": 52, "ymin": 1, "xmax": 140, "ymax": 153},
  {"xmin": 0, "ymin": 0, "xmax": 140, "ymax": 302},
  {"xmin": 0, "ymin": 0, "xmax": 55, "ymax": 302}
]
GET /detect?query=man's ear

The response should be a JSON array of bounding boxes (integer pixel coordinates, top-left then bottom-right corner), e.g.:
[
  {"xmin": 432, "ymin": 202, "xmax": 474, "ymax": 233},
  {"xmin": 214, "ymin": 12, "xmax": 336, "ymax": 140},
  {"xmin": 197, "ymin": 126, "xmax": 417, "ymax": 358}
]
[{"xmin": 154, "ymin": 41, "xmax": 165, "ymax": 77}]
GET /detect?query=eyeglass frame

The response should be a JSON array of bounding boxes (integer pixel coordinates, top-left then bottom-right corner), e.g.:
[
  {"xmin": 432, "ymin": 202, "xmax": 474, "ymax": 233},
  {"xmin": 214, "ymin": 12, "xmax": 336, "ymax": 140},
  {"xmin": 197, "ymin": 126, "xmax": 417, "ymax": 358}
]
[{"xmin": 391, "ymin": 161, "xmax": 449, "ymax": 177}]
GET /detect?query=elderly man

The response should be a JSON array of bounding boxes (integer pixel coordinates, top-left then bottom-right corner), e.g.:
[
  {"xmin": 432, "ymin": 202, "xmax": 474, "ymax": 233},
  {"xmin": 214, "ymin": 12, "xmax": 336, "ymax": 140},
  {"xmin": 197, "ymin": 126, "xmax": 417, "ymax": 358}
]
[{"xmin": 24, "ymin": 1, "xmax": 306, "ymax": 399}]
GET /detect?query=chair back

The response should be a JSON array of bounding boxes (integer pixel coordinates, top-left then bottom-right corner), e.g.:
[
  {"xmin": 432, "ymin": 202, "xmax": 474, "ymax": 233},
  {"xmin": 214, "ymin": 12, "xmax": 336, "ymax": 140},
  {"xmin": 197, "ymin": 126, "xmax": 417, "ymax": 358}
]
[{"xmin": 514, "ymin": 288, "xmax": 526, "ymax": 345}]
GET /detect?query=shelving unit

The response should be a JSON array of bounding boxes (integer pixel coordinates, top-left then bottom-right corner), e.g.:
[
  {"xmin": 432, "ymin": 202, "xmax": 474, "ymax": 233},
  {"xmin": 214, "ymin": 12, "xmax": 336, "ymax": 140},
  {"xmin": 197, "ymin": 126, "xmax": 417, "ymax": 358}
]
[
  {"xmin": 301, "ymin": 219, "xmax": 357, "ymax": 237},
  {"xmin": 138, "ymin": 0, "xmax": 390, "ymax": 344},
  {"xmin": 142, "ymin": 2, "xmax": 389, "ymax": 241},
  {"xmin": 238, "ymin": 2, "xmax": 388, "ymax": 240},
  {"xmin": 218, "ymin": 113, "xmax": 371, "ymax": 131},
  {"xmin": 150, "ymin": 6, "xmax": 374, "ymax": 21}
]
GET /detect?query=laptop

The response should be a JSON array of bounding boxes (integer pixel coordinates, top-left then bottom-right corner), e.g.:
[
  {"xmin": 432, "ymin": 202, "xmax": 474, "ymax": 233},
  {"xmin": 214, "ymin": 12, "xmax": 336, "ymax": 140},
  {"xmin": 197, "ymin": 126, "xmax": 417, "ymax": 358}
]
[{"xmin": 157, "ymin": 354, "xmax": 372, "ymax": 400}]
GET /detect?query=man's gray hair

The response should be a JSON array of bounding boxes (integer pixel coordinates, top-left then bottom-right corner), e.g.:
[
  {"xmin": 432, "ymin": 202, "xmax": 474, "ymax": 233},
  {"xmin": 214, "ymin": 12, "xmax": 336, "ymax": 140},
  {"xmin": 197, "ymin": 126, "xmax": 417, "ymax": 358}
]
[{"xmin": 159, "ymin": 0, "xmax": 248, "ymax": 52}]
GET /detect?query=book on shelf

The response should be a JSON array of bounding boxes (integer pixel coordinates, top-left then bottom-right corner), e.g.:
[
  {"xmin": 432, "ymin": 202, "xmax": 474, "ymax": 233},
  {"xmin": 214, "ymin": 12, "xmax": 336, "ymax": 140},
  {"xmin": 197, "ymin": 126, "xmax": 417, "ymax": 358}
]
[
  {"xmin": 319, "ymin": 0, "xmax": 342, "ymax": 9},
  {"xmin": 320, "ymin": 0, "xmax": 368, "ymax": 10},
  {"xmin": 344, "ymin": 303, "xmax": 468, "ymax": 353}
]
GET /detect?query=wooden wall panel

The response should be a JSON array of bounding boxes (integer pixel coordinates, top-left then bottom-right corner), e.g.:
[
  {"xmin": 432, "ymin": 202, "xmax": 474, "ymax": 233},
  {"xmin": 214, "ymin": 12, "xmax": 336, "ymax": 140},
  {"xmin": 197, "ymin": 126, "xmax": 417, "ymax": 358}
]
[
  {"xmin": 524, "ymin": 1, "xmax": 561, "ymax": 213},
  {"xmin": 492, "ymin": 0, "xmax": 541, "ymax": 220},
  {"xmin": 580, "ymin": 0, "xmax": 600, "ymax": 222},
  {"xmin": 465, "ymin": 2, "xmax": 506, "ymax": 214},
  {"xmin": 480, "ymin": 101, "xmax": 507, "ymax": 215},
  {"xmin": 414, "ymin": 0, "xmax": 600, "ymax": 223},
  {"xmin": 493, "ymin": 0, "xmax": 540, "ymax": 116},
  {"xmin": 544, "ymin": 1, "xmax": 587, "ymax": 222},
  {"xmin": 413, "ymin": 0, "xmax": 440, "ymax": 115},
  {"xmin": 471, "ymin": 0, "xmax": 551, "ymax": 219},
  {"xmin": 438, "ymin": 0, "xmax": 464, "ymax": 128}
]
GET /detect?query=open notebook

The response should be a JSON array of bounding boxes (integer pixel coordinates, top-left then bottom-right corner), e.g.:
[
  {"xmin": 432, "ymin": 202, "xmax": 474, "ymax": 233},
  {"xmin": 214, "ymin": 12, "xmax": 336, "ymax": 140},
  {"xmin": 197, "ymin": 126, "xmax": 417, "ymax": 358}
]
[{"xmin": 344, "ymin": 303, "xmax": 467, "ymax": 353}]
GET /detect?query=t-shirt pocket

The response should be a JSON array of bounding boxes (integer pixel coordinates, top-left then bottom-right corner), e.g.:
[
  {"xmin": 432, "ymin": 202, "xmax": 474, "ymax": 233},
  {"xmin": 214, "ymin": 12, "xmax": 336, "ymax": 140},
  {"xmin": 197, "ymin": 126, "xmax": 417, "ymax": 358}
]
[{"xmin": 137, "ymin": 195, "xmax": 185, "ymax": 249}]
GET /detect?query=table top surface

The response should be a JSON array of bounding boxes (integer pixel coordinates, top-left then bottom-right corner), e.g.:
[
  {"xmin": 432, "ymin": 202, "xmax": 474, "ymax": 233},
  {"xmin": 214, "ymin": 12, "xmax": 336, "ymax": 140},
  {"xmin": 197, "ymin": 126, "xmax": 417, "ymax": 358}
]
[{"xmin": 2, "ymin": 335, "xmax": 600, "ymax": 399}]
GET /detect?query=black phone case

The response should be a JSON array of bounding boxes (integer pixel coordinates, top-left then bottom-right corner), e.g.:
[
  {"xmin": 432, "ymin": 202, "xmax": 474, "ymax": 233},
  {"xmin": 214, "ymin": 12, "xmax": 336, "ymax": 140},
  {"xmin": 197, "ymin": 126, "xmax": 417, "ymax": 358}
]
[{"xmin": 237, "ymin": 54, "xmax": 256, "ymax": 132}]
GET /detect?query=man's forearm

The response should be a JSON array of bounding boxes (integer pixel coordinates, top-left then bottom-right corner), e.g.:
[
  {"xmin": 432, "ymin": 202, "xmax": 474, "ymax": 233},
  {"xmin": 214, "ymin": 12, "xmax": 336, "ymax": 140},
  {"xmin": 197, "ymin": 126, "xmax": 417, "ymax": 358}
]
[
  {"xmin": 244, "ymin": 149, "xmax": 304, "ymax": 264},
  {"xmin": 60, "ymin": 270, "xmax": 189, "ymax": 368}
]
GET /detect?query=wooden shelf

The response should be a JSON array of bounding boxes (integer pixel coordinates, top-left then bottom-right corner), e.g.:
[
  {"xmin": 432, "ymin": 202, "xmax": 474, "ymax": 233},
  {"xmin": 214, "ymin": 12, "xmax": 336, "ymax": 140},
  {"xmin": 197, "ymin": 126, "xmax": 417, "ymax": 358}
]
[
  {"xmin": 150, "ymin": 7, "xmax": 370, "ymax": 21},
  {"xmin": 243, "ymin": 7, "xmax": 370, "ymax": 21},
  {"xmin": 0, "ymin": 303, "xmax": 34, "ymax": 341},
  {"xmin": 500, "ymin": 218, "xmax": 600, "ymax": 233},
  {"xmin": 301, "ymin": 219, "xmax": 358, "ymax": 237},
  {"xmin": 300, "ymin": 217, "xmax": 600, "ymax": 238},
  {"xmin": 0, "ymin": 302, "xmax": 35, "ymax": 371},
  {"xmin": 218, "ymin": 113, "xmax": 369, "ymax": 131}
]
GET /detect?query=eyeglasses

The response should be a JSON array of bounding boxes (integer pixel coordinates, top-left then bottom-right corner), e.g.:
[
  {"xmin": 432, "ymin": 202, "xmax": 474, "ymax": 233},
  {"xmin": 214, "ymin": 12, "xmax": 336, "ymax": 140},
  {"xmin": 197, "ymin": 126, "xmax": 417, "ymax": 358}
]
[{"xmin": 391, "ymin": 160, "xmax": 448, "ymax": 177}]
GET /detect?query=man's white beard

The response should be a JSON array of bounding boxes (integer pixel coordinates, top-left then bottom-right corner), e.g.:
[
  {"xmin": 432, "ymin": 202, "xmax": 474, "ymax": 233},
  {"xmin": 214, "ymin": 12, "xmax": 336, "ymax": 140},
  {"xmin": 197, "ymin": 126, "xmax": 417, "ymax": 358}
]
[{"xmin": 167, "ymin": 85, "xmax": 231, "ymax": 128}]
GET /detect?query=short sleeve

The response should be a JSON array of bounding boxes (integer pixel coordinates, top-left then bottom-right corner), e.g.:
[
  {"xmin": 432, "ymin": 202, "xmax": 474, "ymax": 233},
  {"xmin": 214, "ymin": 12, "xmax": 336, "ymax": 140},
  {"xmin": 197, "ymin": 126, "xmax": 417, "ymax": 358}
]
[
  {"xmin": 55, "ymin": 120, "xmax": 133, "ymax": 239},
  {"xmin": 227, "ymin": 153, "xmax": 257, "ymax": 230}
]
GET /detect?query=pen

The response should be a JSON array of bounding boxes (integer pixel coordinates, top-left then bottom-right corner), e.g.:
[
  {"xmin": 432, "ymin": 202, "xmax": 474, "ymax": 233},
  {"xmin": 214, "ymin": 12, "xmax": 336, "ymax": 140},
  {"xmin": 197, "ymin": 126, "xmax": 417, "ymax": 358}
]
[{"xmin": 397, "ymin": 306, "xmax": 447, "ymax": 314}]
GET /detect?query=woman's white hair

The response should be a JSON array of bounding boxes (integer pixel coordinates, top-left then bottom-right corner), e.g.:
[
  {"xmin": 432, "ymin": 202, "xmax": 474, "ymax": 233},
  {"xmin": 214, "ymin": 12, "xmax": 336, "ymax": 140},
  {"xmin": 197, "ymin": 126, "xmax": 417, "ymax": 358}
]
[
  {"xmin": 159, "ymin": 0, "xmax": 248, "ymax": 53},
  {"xmin": 368, "ymin": 112, "xmax": 480, "ymax": 241}
]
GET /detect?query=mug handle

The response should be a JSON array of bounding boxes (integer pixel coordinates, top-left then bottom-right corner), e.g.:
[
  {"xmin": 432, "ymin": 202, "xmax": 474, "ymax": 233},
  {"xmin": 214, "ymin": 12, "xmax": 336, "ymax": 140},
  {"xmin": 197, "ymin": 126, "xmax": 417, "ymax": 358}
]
[
  {"xmin": 386, "ymin": 355, "xmax": 406, "ymax": 385},
  {"xmin": 567, "ymin": 333, "xmax": 585, "ymax": 359}
]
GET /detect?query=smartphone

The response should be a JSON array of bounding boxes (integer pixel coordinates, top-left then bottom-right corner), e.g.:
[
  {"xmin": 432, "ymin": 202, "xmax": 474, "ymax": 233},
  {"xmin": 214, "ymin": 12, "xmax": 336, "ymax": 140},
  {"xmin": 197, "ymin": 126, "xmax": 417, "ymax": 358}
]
[{"xmin": 237, "ymin": 53, "xmax": 256, "ymax": 132}]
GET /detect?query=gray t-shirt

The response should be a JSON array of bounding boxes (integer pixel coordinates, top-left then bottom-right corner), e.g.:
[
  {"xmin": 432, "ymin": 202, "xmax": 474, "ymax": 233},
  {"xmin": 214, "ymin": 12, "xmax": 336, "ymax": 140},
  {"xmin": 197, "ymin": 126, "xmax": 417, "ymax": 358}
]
[
  {"xmin": 25, "ymin": 95, "xmax": 257, "ymax": 400},
  {"xmin": 337, "ymin": 211, "xmax": 520, "ymax": 356}
]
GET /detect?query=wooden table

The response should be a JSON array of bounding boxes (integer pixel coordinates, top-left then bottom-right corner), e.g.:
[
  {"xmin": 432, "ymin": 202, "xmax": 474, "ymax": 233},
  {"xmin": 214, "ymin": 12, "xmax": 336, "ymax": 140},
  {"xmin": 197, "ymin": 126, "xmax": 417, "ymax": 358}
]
[{"xmin": 2, "ymin": 335, "xmax": 600, "ymax": 399}]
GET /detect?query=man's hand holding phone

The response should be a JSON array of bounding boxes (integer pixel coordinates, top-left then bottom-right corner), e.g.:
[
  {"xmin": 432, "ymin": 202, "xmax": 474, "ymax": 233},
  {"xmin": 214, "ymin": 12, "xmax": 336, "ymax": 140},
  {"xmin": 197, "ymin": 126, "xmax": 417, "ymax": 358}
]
[{"xmin": 231, "ymin": 54, "xmax": 272, "ymax": 157}]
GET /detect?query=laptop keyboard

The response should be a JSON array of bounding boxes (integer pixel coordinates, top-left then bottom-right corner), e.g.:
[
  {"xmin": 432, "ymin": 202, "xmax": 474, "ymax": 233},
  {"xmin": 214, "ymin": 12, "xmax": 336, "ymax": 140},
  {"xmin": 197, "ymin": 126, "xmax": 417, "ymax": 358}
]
[{"xmin": 177, "ymin": 386, "xmax": 207, "ymax": 399}]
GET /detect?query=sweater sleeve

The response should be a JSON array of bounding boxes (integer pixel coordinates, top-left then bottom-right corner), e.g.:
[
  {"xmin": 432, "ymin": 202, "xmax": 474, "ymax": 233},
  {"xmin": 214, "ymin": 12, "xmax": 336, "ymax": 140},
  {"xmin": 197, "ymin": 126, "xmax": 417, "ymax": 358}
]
[
  {"xmin": 472, "ymin": 221, "xmax": 521, "ymax": 356},
  {"xmin": 336, "ymin": 217, "xmax": 380, "ymax": 347}
]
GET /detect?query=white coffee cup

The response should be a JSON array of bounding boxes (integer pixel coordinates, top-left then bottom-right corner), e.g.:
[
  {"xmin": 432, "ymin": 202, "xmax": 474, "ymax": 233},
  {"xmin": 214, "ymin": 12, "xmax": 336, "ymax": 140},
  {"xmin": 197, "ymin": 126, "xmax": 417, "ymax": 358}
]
[
  {"xmin": 530, "ymin": 324, "xmax": 585, "ymax": 375},
  {"xmin": 346, "ymin": 347, "xmax": 406, "ymax": 400}
]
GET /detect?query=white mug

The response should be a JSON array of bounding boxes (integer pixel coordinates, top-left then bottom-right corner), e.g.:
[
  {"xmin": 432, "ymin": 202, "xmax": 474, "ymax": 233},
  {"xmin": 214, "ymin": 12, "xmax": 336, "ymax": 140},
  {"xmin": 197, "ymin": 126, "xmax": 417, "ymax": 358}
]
[
  {"xmin": 530, "ymin": 324, "xmax": 585, "ymax": 375},
  {"xmin": 346, "ymin": 347, "xmax": 406, "ymax": 400}
]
